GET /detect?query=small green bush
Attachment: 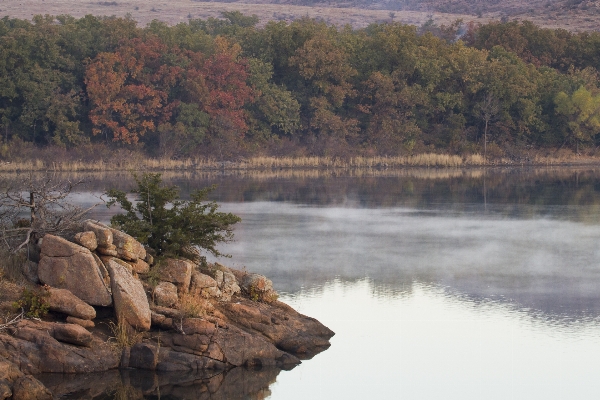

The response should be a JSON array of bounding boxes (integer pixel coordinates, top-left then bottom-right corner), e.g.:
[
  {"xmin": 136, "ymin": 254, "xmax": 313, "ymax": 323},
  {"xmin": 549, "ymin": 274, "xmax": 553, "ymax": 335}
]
[
  {"xmin": 106, "ymin": 173, "xmax": 241, "ymax": 261},
  {"xmin": 13, "ymin": 287, "xmax": 49, "ymax": 318}
]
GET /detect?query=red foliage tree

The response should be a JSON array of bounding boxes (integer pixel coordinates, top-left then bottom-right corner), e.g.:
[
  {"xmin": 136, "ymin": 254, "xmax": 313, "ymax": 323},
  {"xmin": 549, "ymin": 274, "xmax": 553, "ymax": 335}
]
[
  {"xmin": 85, "ymin": 35, "xmax": 253, "ymax": 146},
  {"xmin": 85, "ymin": 36, "xmax": 183, "ymax": 144},
  {"xmin": 202, "ymin": 37, "xmax": 252, "ymax": 136}
]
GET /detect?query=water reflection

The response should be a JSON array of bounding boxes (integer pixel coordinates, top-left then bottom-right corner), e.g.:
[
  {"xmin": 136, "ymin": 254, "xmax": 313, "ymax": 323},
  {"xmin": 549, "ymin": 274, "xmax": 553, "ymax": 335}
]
[
  {"xmin": 37, "ymin": 366, "xmax": 281, "ymax": 399},
  {"xmin": 209, "ymin": 202, "xmax": 600, "ymax": 321},
  {"xmin": 13, "ymin": 167, "xmax": 600, "ymax": 399},
  {"xmin": 9, "ymin": 166, "xmax": 600, "ymax": 220},
  {"xmin": 273, "ymin": 279, "xmax": 600, "ymax": 399}
]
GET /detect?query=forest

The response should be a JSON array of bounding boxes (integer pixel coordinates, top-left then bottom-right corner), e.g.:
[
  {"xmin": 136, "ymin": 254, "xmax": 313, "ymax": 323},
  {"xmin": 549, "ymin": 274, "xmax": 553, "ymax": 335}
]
[{"xmin": 2, "ymin": 13, "xmax": 600, "ymax": 161}]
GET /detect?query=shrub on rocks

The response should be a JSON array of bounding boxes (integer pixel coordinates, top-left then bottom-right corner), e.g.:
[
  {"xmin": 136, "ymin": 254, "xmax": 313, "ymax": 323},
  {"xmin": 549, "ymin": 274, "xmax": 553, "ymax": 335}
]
[{"xmin": 106, "ymin": 173, "xmax": 240, "ymax": 262}]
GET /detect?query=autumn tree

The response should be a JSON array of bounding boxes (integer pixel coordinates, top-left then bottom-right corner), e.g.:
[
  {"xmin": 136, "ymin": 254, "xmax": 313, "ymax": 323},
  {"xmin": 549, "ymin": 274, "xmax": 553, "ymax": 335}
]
[
  {"xmin": 85, "ymin": 36, "xmax": 183, "ymax": 144},
  {"xmin": 475, "ymin": 92, "xmax": 500, "ymax": 159}
]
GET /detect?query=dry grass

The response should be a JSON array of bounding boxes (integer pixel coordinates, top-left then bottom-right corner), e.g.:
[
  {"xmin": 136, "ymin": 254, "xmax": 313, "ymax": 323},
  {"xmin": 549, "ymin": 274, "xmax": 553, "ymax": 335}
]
[
  {"xmin": 3, "ymin": 151, "xmax": 600, "ymax": 174},
  {"xmin": 0, "ymin": 248, "xmax": 27, "ymax": 284},
  {"xmin": 244, "ymin": 154, "xmax": 466, "ymax": 168},
  {"xmin": 112, "ymin": 384, "xmax": 143, "ymax": 400},
  {"xmin": 107, "ymin": 317, "xmax": 144, "ymax": 351},
  {"xmin": 0, "ymin": 0, "xmax": 490, "ymax": 30},
  {"xmin": 0, "ymin": 153, "xmax": 480, "ymax": 171},
  {"xmin": 178, "ymin": 292, "xmax": 212, "ymax": 318},
  {"xmin": 1, "ymin": 0, "xmax": 598, "ymax": 32},
  {"xmin": 532, "ymin": 151, "xmax": 600, "ymax": 166}
]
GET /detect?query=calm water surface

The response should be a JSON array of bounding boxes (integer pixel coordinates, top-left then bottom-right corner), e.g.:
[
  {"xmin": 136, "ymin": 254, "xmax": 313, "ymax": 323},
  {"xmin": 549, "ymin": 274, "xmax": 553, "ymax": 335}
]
[{"xmin": 33, "ymin": 167, "xmax": 600, "ymax": 398}]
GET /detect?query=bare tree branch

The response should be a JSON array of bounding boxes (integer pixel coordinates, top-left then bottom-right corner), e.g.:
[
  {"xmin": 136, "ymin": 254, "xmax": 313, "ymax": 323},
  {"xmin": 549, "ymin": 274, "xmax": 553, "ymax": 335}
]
[{"xmin": 0, "ymin": 173, "xmax": 97, "ymax": 252}]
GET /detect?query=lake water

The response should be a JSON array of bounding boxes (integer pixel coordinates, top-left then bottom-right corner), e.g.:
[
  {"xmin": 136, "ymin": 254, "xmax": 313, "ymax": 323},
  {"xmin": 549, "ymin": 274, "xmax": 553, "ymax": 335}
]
[{"xmin": 28, "ymin": 167, "xmax": 600, "ymax": 398}]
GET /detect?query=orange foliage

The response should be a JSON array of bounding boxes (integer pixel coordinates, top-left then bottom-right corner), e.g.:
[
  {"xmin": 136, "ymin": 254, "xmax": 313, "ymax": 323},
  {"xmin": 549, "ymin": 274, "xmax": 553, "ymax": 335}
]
[{"xmin": 85, "ymin": 35, "xmax": 252, "ymax": 144}]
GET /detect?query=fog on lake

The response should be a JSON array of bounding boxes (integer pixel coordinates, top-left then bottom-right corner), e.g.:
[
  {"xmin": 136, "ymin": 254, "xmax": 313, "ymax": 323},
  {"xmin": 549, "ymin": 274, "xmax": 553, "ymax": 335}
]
[{"xmin": 17, "ymin": 167, "xmax": 600, "ymax": 398}]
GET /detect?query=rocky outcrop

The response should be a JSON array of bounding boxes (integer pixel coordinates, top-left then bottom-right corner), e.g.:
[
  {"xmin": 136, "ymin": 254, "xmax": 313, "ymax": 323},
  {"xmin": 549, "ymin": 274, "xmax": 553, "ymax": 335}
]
[
  {"xmin": 201, "ymin": 263, "xmax": 241, "ymax": 301},
  {"xmin": 238, "ymin": 272, "xmax": 278, "ymax": 303},
  {"xmin": 190, "ymin": 271, "xmax": 221, "ymax": 298},
  {"xmin": 6, "ymin": 224, "xmax": 334, "ymax": 398},
  {"xmin": 0, "ymin": 320, "xmax": 119, "ymax": 375},
  {"xmin": 82, "ymin": 220, "xmax": 112, "ymax": 247},
  {"xmin": 128, "ymin": 258, "xmax": 150, "ymax": 274},
  {"xmin": 110, "ymin": 228, "xmax": 146, "ymax": 261},
  {"xmin": 220, "ymin": 298, "xmax": 333, "ymax": 358},
  {"xmin": 37, "ymin": 235, "xmax": 112, "ymax": 306}
]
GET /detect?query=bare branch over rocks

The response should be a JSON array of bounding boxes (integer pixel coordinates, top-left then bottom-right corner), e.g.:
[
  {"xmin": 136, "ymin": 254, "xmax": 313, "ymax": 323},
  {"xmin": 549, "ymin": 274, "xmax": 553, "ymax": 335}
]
[{"xmin": 0, "ymin": 173, "xmax": 97, "ymax": 252}]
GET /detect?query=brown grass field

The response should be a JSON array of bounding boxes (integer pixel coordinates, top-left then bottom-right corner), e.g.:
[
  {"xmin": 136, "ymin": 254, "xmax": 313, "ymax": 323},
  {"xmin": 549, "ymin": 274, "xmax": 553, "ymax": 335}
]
[
  {"xmin": 0, "ymin": 0, "xmax": 596, "ymax": 31},
  {"xmin": 0, "ymin": 0, "xmax": 489, "ymax": 28},
  {"xmin": 0, "ymin": 0, "xmax": 506, "ymax": 30}
]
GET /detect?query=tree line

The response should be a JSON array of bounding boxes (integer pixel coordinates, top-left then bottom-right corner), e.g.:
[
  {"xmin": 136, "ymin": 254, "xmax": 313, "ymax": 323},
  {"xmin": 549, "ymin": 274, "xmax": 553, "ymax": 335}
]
[{"xmin": 2, "ymin": 13, "xmax": 600, "ymax": 159}]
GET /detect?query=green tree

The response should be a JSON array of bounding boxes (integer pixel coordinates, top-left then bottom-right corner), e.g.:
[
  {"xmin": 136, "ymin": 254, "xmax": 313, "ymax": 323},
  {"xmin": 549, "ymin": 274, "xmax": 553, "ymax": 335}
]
[
  {"xmin": 554, "ymin": 86, "xmax": 600, "ymax": 153},
  {"xmin": 246, "ymin": 58, "xmax": 300, "ymax": 140},
  {"xmin": 106, "ymin": 173, "xmax": 241, "ymax": 260}
]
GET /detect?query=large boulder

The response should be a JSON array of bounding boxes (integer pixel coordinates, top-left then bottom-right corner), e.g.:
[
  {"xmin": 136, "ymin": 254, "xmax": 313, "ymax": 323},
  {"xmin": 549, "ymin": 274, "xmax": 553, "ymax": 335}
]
[
  {"xmin": 190, "ymin": 271, "xmax": 221, "ymax": 299},
  {"xmin": 39, "ymin": 234, "xmax": 87, "ymax": 258},
  {"xmin": 215, "ymin": 270, "xmax": 240, "ymax": 302},
  {"xmin": 220, "ymin": 298, "xmax": 334, "ymax": 358},
  {"xmin": 128, "ymin": 258, "xmax": 150, "ymax": 274},
  {"xmin": 128, "ymin": 343, "xmax": 158, "ymax": 370},
  {"xmin": 179, "ymin": 318, "xmax": 216, "ymax": 336},
  {"xmin": 154, "ymin": 282, "xmax": 178, "ymax": 308},
  {"xmin": 96, "ymin": 245, "xmax": 117, "ymax": 257},
  {"xmin": 82, "ymin": 220, "xmax": 113, "ymax": 247},
  {"xmin": 239, "ymin": 273, "xmax": 278, "ymax": 303},
  {"xmin": 190, "ymin": 271, "xmax": 217, "ymax": 290},
  {"xmin": 73, "ymin": 231, "xmax": 97, "ymax": 252},
  {"xmin": 46, "ymin": 287, "xmax": 96, "ymax": 320},
  {"xmin": 0, "ymin": 320, "xmax": 119, "ymax": 374},
  {"xmin": 91, "ymin": 254, "xmax": 111, "ymax": 293},
  {"xmin": 158, "ymin": 259, "xmax": 193, "ymax": 293},
  {"xmin": 65, "ymin": 317, "xmax": 94, "ymax": 329},
  {"xmin": 38, "ymin": 235, "xmax": 112, "ymax": 306},
  {"xmin": 51, "ymin": 323, "xmax": 94, "ymax": 347},
  {"xmin": 104, "ymin": 258, "xmax": 151, "ymax": 331},
  {"xmin": 0, "ymin": 358, "xmax": 23, "ymax": 383},
  {"xmin": 110, "ymin": 228, "xmax": 146, "ymax": 262}
]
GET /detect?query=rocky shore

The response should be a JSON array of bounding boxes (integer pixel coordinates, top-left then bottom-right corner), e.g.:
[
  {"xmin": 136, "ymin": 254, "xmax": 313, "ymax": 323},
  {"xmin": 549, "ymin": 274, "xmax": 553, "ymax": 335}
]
[{"xmin": 0, "ymin": 221, "xmax": 334, "ymax": 399}]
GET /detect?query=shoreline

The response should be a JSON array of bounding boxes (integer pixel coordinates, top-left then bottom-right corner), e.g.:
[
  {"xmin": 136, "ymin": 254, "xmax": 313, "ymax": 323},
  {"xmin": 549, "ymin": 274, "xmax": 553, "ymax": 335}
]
[{"xmin": 5, "ymin": 153, "xmax": 600, "ymax": 173}]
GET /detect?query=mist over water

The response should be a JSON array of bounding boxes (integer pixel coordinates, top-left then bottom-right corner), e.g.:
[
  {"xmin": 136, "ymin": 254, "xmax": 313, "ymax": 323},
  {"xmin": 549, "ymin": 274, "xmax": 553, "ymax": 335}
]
[
  {"xmin": 212, "ymin": 202, "xmax": 600, "ymax": 321},
  {"xmin": 49, "ymin": 167, "xmax": 600, "ymax": 398}
]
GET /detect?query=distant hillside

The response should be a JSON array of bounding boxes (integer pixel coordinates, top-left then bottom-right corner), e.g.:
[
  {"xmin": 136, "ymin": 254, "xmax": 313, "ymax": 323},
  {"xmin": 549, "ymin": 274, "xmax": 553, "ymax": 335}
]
[
  {"xmin": 1, "ymin": 0, "xmax": 598, "ymax": 31},
  {"xmin": 278, "ymin": 0, "xmax": 600, "ymax": 31}
]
